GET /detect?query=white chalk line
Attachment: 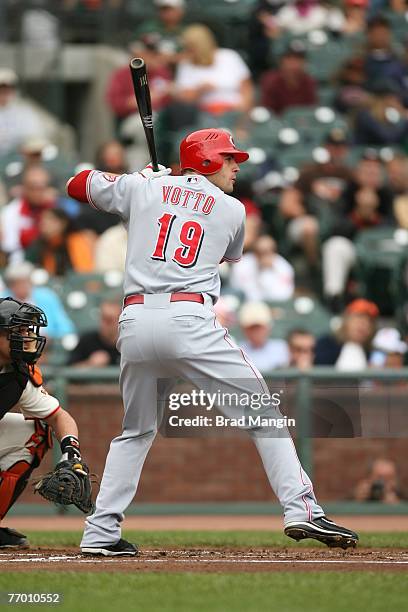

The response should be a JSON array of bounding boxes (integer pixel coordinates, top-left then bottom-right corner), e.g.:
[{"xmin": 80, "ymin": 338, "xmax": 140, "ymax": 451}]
[{"xmin": 0, "ymin": 555, "xmax": 407, "ymax": 566}]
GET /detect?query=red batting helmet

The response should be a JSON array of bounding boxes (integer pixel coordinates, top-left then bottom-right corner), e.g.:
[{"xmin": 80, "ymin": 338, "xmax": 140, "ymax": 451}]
[{"xmin": 179, "ymin": 128, "xmax": 249, "ymax": 175}]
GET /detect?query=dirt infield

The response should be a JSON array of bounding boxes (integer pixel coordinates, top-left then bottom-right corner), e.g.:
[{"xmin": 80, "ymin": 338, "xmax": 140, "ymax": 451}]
[
  {"xmin": 1, "ymin": 547, "xmax": 408, "ymax": 573},
  {"xmin": 4, "ymin": 515, "xmax": 408, "ymax": 532}
]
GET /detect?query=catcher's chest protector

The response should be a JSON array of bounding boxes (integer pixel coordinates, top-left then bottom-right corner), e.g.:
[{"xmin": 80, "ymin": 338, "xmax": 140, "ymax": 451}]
[{"xmin": 0, "ymin": 364, "xmax": 41, "ymax": 419}]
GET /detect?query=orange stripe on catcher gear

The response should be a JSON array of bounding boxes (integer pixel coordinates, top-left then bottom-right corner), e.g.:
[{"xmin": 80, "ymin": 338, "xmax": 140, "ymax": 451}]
[
  {"xmin": 28, "ymin": 365, "xmax": 43, "ymax": 387},
  {"xmin": 0, "ymin": 420, "xmax": 52, "ymax": 519},
  {"xmin": 0, "ymin": 461, "xmax": 35, "ymax": 520},
  {"xmin": 179, "ymin": 128, "xmax": 249, "ymax": 175},
  {"xmin": 26, "ymin": 419, "xmax": 53, "ymax": 466}
]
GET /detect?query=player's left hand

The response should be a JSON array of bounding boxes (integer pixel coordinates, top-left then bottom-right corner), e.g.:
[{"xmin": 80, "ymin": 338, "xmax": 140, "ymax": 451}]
[{"xmin": 139, "ymin": 164, "xmax": 171, "ymax": 179}]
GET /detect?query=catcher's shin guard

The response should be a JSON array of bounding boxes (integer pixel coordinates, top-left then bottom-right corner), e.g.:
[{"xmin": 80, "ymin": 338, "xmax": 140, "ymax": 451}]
[
  {"xmin": 0, "ymin": 419, "xmax": 52, "ymax": 519},
  {"xmin": 0, "ymin": 460, "xmax": 34, "ymax": 520}
]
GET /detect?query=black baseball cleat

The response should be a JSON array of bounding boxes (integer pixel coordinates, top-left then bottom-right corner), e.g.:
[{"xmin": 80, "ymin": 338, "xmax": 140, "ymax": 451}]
[
  {"xmin": 81, "ymin": 538, "xmax": 138, "ymax": 557},
  {"xmin": 0, "ymin": 527, "xmax": 29, "ymax": 549},
  {"xmin": 284, "ymin": 516, "xmax": 359, "ymax": 549}
]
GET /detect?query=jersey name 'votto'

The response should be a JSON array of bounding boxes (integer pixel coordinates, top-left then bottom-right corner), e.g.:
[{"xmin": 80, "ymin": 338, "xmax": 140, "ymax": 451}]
[{"xmin": 162, "ymin": 185, "xmax": 216, "ymax": 215}]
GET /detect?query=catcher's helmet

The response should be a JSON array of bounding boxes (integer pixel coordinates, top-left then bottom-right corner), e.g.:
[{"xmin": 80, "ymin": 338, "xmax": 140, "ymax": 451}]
[
  {"xmin": 0, "ymin": 297, "xmax": 47, "ymax": 364},
  {"xmin": 179, "ymin": 128, "xmax": 249, "ymax": 175}
]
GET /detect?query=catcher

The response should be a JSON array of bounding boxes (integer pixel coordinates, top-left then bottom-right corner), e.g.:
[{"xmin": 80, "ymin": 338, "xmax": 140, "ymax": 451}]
[{"xmin": 0, "ymin": 296, "xmax": 93, "ymax": 549}]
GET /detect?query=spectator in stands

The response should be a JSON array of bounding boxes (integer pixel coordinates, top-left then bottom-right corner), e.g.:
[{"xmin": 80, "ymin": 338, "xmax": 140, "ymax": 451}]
[
  {"xmin": 0, "ymin": 166, "xmax": 56, "ymax": 263},
  {"xmin": 76, "ymin": 142, "xmax": 128, "ymax": 237},
  {"xmin": 135, "ymin": 0, "xmax": 186, "ymax": 67},
  {"xmin": 296, "ymin": 128, "xmax": 353, "ymax": 204},
  {"xmin": 354, "ymin": 458, "xmax": 404, "ymax": 503},
  {"xmin": 0, "ymin": 68, "xmax": 43, "ymax": 157},
  {"xmin": 354, "ymin": 82, "xmax": 408, "ymax": 146},
  {"xmin": 21, "ymin": 1, "xmax": 59, "ymax": 51},
  {"xmin": 362, "ymin": 15, "xmax": 408, "ymax": 105},
  {"xmin": 239, "ymin": 301, "xmax": 289, "ymax": 373},
  {"xmin": 260, "ymin": 40, "xmax": 317, "ymax": 116},
  {"xmin": 68, "ymin": 299, "xmax": 121, "ymax": 367},
  {"xmin": 341, "ymin": 0, "xmax": 369, "ymax": 36},
  {"xmin": 274, "ymin": 0, "xmax": 345, "ymax": 36},
  {"xmin": 333, "ymin": 56, "xmax": 371, "ymax": 114},
  {"xmin": 287, "ymin": 328, "xmax": 316, "ymax": 370},
  {"xmin": 386, "ymin": 154, "xmax": 408, "ymax": 229},
  {"xmin": 322, "ymin": 155, "xmax": 394, "ymax": 310},
  {"xmin": 95, "ymin": 140, "xmax": 129, "ymax": 175},
  {"xmin": 0, "ymin": 137, "xmax": 54, "ymax": 204},
  {"xmin": 94, "ymin": 223, "xmax": 127, "ymax": 272},
  {"xmin": 233, "ymin": 181, "xmax": 262, "ymax": 252},
  {"xmin": 370, "ymin": 327, "xmax": 407, "ymax": 368},
  {"xmin": 106, "ymin": 36, "xmax": 172, "ymax": 130},
  {"xmin": 343, "ymin": 150, "xmax": 394, "ymax": 219},
  {"xmin": 174, "ymin": 24, "xmax": 254, "ymax": 115},
  {"xmin": 230, "ymin": 235, "xmax": 294, "ymax": 302},
  {"xmin": 315, "ymin": 299, "xmax": 379, "ymax": 370},
  {"xmin": 2, "ymin": 261, "xmax": 75, "ymax": 339},
  {"xmin": 248, "ymin": 0, "xmax": 287, "ymax": 77},
  {"xmin": 278, "ymin": 186, "xmax": 320, "ymax": 267},
  {"xmin": 25, "ymin": 208, "xmax": 94, "ymax": 276},
  {"xmin": 213, "ymin": 297, "xmax": 237, "ymax": 338}
]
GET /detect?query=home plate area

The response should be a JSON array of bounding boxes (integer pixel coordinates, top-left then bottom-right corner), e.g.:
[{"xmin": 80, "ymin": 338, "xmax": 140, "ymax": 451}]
[{"xmin": 1, "ymin": 548, "xmax": 407, "ymax": 573}]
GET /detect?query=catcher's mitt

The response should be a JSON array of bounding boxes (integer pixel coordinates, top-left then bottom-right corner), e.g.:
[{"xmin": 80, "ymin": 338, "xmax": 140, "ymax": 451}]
[{"xmin": 33, "ymin": 459, "xmax": 94, "ymax": 514}]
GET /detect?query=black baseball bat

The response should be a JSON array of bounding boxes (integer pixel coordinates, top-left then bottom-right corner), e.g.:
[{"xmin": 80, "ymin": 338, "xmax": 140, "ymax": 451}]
[{"xmin": 129, "ymin": 58, "xmax": 159, "ymax": 171}]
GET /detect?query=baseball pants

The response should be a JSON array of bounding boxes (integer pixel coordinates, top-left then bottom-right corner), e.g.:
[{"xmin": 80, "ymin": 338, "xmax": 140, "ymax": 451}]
[{"xmin": 81, "ymin": 294, "xmax": 324, "ymax": 546}]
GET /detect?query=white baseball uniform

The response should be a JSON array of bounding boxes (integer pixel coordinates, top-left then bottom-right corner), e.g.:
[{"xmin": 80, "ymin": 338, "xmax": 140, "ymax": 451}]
[
  {"xmin": 80, "ymin": 170, "xmax": 324, "ymax": 547},
  {"xmin": 0, "ymin": 365, "xmax": 58, "ymax": 519}
]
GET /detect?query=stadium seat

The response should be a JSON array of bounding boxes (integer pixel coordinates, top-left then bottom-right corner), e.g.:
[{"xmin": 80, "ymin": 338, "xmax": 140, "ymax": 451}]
[
  {"xmin": 307, "ymin": 40, "xmax": 355, "ymax": 83},
  {"xmin": 281, "ymin": 106, "xmax": 348, "ymax": 147},
  {"xmin": 60, "ymin": 272, "xmax": 123, "ymax": 332},
  {"xmin": 354, "ymin": 227, "xmax": 408, "ymax": 315}
]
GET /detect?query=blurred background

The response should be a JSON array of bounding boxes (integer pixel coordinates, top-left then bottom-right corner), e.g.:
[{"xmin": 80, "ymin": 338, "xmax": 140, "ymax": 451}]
[{"xmin": 1, "ymin": 0, "xmax": 408, "ymax": 511}]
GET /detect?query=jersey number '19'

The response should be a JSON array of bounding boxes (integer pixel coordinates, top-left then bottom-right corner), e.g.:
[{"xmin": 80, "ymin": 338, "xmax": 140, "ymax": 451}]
[{"xmin": 151, "ymin": 213, "xmax": 204, "ymax": 268}]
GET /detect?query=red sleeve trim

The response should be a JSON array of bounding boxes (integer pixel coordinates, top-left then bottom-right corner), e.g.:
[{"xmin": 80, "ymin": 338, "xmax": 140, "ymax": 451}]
[
  {"xmin": 86, "ymin": 170, "xmax": 100, "ymax": 210},
  {"xmin": 44, "ymin": 405, "xmax": 61, "ymax": 419},
  {"xmin": 67, "ymin": 170, "xmax": 95, "ymax": 205},
  {"xmin": 221, "ymin": 256, "xmax": 242, "ymax": 263}
]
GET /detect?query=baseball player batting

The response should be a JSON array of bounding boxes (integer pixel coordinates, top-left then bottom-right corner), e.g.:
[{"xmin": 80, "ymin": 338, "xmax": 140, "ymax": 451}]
[
  {"xmin": 66, "ymin": 128, "xmax": 358, "ymax": 556},
  {"xmin": 0, "ymin": 298, "xmax": 93, "ymax": 548}
]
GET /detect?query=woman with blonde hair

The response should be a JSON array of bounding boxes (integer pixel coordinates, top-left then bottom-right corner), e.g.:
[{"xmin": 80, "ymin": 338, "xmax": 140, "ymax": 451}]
[{"xmin": 174, "ymin": 24, "xmax": 254, "ymax": 114}]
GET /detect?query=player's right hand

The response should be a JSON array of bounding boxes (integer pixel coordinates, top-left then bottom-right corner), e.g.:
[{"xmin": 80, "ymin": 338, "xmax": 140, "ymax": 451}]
[{"xmin": 139, "ymin": 164, "xmax": 172, "ymax": 179}]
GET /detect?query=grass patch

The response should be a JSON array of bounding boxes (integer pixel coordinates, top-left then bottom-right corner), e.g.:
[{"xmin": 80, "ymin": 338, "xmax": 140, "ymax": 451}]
[
  {"xmin": 26, "ymin": 530, "xmax": 408, "ymax": 549},
  {"xmin": 1, "ymin": 572, "xmax": 406, "ymax": 612}
]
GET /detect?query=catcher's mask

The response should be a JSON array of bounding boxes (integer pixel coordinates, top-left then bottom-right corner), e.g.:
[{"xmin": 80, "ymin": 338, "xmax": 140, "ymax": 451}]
[{"xmin": 0, "ymin": 297, "xmax": 47, "ymax": 365}]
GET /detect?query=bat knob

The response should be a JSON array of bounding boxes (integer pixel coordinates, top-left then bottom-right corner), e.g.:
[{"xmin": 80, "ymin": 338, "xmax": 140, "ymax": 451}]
[{"xmin": 130, "ymin": 57, "xmax": 145, "ymax": 70}]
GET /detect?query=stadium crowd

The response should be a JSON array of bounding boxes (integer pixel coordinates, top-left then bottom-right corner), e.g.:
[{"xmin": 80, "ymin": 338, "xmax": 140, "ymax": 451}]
[{"xmin": 0, "ymin": 0, "xmax": 407, "ymax": 373}]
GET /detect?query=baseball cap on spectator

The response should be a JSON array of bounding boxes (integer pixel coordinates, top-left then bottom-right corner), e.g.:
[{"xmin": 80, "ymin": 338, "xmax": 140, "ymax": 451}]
[
  {"xmin": 21, "ymin": 137, "xmax": 50, "ymax": 155},
  {"xmin": 239, "ymin": 302, "xmax": 272, "ymax": 327},
  {"xmin": 4, "ymin": 261, "xmax": 35, "ymax": 284},
  {"xmin": 325, "ymin": 127, "xmax": 348, "ymax": 146},
  {"xmin": 154, "ymin": 0, "xmax": 185, "ymax": 7},
  {"xmin": 373, "ymin": 328, "xmax": 407, "ymax": 354},
  {"xmin": 283, "ymin": 40, "xmax": 307, "ymax": 58},
  {"xmin": 345, "ymin": 299, "xmax": 379, "ymax": 318},
  {"xmin": 0, "ymin": 68, "xmax": 18, "ymax": 87},
  {"xmin": 345, "ymin": 0, "xmax": 368, "ymax": 6}
]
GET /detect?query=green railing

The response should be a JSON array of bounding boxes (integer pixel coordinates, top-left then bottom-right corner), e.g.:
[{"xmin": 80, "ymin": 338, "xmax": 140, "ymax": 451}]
[{"xmin": 11, "ymin": 366, "xmax": 407, "ymax": 517}]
